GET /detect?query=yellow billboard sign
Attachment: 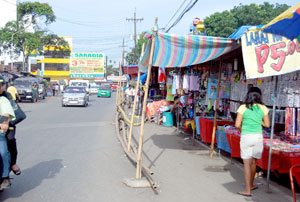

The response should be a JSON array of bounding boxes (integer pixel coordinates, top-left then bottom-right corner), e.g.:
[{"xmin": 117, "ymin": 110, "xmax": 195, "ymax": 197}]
[{"xmin": 241, "ymin": 29, "xmax": 300, "ymax": 79}]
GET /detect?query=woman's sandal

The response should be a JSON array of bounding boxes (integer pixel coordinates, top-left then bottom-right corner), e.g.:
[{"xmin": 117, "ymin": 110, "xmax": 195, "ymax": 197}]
[
  {"xmin": 12, "ymin": 168, "xmax": 21, "ymax": 175},
  {"xmin": 237, "ymin": 191, "xmax": 252, "ymax": 197}
]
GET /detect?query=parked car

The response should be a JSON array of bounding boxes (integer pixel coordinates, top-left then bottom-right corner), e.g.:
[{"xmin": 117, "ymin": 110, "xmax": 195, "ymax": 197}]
[
  {"xmin": 38, "ymin": 83, "xmax": 46, "ymax": 99},
  {"xmin": 97, "ymin": 85, "xmax": 112, "ymax": 98},
  {"xmin": 14, "ymin": 77, "xmax": 39, "ymax": 102},
  {"xmin": 62, "ymin": 86, "xmax": 89, "ymax": 107},
  {"xmin": 90, "ymin": 85, "xmax": 99, "ymax": 94},
  {"xmin": 111, "ymin": 84, "xmax": 118, "ymax": 92}
]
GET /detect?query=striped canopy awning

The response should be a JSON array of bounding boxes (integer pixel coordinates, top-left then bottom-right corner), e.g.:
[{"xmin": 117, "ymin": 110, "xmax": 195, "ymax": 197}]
[{"xmin": 139, "ymin": 32, "xmax": 239, "ymax": 72}]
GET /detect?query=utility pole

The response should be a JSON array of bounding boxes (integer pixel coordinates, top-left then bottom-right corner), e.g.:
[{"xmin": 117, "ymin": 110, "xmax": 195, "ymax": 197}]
[
  {"xmin": 119, "ymin": 38, "xmax": 127, "ymax": 66},
  {"xmin": 105, "ymin": 55, "xmax": 108, "ymax": 77},
  {"xmin": 126, "ymin": 9, "xmax": 143, "ymax": 63}
]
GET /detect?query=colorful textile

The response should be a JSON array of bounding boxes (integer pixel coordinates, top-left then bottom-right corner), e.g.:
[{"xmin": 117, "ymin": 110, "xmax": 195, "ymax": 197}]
[
  {"xmin": 158, "ymin": 66, "xmax": 166, "ymax": 83},
  {"xmin": 146, "ymin": 100, "xmax": 171, "ymax": 120},
  {"xmin": 263, "ymin": 2, "xmax": 300, "ymax": 40},
  {"xmin": 139, "ymin": 32, "xmax": 238, "ymax": 72}
]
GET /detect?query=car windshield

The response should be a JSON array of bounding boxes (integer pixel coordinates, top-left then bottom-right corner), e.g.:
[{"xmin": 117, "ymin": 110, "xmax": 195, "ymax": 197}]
[
  {"xmin": 14, "ymin": 80, "xmax": 32, "ymax": 87},
  {"xmin": 91, "ymin": 86, "xmax": 99, "ymax": 88},
  {"xmin": 65, "ymin": 88, "xmax": 86, "ymax": 93},
  {"xmin": 71, "ymin": 82, "xmax": 87, "ymax": 87},
  {"xmin": 99, "ymin": 86, "xmax": 111, "ymax": 90}
]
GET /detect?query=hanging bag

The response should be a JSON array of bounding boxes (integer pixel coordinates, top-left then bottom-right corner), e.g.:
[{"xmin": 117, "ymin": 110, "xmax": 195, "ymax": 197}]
[{"xmin": 10, "ymin": 101, "xmax": 26, "ymax": 125}]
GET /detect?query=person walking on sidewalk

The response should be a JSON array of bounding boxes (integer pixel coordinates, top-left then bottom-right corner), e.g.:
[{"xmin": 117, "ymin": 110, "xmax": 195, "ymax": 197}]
[
  {"xmin": 7, "ymin": 82, "xmax": 20, "ymax": 102},
  {"xmin": 235, "ymin": 87, "xmax": 270, "ymax": 197},
  {"xmin": 0, "ymin": 77, "xmax": 15, "ymax": 190}
]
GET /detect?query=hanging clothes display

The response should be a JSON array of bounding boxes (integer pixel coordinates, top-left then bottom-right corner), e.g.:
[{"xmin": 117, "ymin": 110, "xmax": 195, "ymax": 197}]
[
  {"xmin": 183, "ymin": 74, "xmax": 190, "ymax": 90},
  {"xmin": 172, "ymin": 74, "xmax": 177, "ymax": 95},
  {"xmin": 189, "ymin": 75, "xmax": 199, "ymax": 91},
  {"xmin": 158, "ymin": 66, "xmax": 167, "ymax": 83}
]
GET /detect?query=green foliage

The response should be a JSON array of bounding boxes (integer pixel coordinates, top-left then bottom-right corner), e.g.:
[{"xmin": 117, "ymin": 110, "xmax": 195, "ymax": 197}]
[
  {"xmin": 204, "ymin": 2, "xmax": 290, "ymax": 37},
  {"xmin": 125, "ymin": 33, "xmax": 148, "ymax": 65},
  {"xmin": 17, "ymin": 2, "xmax": 55, "ymax": 27},
  {"xmin": 0, "ymin": 2, "xmax": 69, "ymax": 71}
]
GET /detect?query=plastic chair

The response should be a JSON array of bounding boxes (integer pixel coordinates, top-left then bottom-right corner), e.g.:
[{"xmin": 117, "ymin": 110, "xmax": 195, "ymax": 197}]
[{"xmin": 289, "ymin": 165, "xmax": 300, "ymax": 202}]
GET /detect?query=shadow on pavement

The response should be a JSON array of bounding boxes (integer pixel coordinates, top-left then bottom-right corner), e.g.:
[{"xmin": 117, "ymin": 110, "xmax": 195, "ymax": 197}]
[
  {"xmin": 151, "ymin": 132, "xmax": 207, "ymax": 151},
  {"xmin": 0, "ymin": 159, "xmax": 63, "ymax": 200}
]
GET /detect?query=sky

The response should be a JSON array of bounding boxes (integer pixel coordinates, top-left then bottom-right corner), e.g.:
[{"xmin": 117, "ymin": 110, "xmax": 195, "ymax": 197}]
[{"xmin": 20, "ymin": 0, "xmax": 300, "ymax": 66}]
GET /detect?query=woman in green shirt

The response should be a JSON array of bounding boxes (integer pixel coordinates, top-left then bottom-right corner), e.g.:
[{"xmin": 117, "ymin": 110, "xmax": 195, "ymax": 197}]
[
  {"xmin": 32, "ymin": 82, "xmax": 39, "ymax": 103},
  {"xmin": 235, "ymin": 87, "xmax": 270, "ymax": 197}
]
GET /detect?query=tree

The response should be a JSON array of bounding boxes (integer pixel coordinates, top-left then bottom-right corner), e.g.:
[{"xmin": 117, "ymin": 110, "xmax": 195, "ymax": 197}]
[
  {"xmin": 125, "ymin": 33, "xmax": 148, "ymax": 65},
  {"xmin": 106, "ymin": 60, "xmax": 119, "ymax": 76},
  {"xmin": 0, "ymin": 2, "xmax": 70, "ymax": 71},
  {"xmin": 204, "ymin": 2, "xmax": 290, "ymax": 37}
]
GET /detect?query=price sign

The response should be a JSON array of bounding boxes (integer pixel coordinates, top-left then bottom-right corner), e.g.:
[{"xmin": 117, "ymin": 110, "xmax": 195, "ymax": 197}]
[{"xmin": 241, "ymin": 29, "xmax": 300, "ymax": 79}]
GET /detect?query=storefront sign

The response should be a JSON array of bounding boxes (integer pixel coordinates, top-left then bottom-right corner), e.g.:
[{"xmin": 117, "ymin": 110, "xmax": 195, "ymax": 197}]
[
  {"xmin": 242, "ymin": 29, "xmax": 300, "ymax": 79},
  {"xmin": 106, "ymin": 75, "xmax": 127, "ymax": 82},
  {"xmin": 70, "ymin": 52, "xmax": 105, "ymax": 78}
]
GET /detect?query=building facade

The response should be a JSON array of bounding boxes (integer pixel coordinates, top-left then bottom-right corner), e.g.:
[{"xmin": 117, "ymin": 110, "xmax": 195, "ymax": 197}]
[{"xmin": 32, "ymin": 37, "xmax": 72, "ymax": 82}]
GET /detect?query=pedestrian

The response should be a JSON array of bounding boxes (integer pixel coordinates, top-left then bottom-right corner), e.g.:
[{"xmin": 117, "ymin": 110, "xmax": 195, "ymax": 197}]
[
  {"xmin": 0, "ymin": 77, "xmax": 22, "ymax": 178},
  {"xmin": 7, "ymin": 82, "xmax": 20, "ymax": 102},
  {"xmin": 0, "ymin": 76, "xmax": 16, "ymax": 190},
  {"xmin": 55, "ymin": 83, "xmax": 59, "ymax": 95},
  {"xmin": 52, "ymin": 84, "xmax": 56, "ymax": 96},
  {"xmin": 235, "ymin": 87, "xmax": 270, "ymax": 197},
  {"xmin": 60, "ymin": 83, "xmax": 64, "ymax": 93},
  {"xmin": 32, "ymin": 82, "xmax": 39, "ymax": 103},
  {"xmin": 125, "ymin": 86, "xmax": 134, "ymax": 108},
  {"xmin": 47, "ymin": 85, "xmax": 52, "ymax": 99},
  {"xmin": 170, "ymin": 96, "xmax": 181, "ymax": 127}
]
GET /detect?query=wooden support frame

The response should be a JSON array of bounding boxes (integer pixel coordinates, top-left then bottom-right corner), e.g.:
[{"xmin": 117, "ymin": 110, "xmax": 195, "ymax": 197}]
[
  {"xmin": 128, "ymin": 43, "xmax": 145, "ymax": 152},
  {"xmin": 136, "ymin": 18, "xmax": 158, "ymax": 179}
]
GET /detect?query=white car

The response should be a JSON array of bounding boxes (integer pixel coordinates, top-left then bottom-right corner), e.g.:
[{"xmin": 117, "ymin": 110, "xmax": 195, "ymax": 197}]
[
  {"xmin": 90, "ymin": 85, "xmax": 99, "ymax": 94},
  {"xmin": 62, "ymin": 86, "xmax": 89, "ymax": 107}
]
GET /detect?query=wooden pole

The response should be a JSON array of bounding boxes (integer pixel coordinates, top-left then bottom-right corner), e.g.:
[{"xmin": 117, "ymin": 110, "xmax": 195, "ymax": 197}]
[
  {"xmin": 117, "ymin": 62, "xmax": 122, "ymax": 106},
  {"xmin": 128, "ymin": 43, "xmax": 145, "ymax": 152},
  {"xmin": 210, "ymin": 59, "xmax": 222, "ymax": 158},
  {"xmin": 136, "ymin": 18, "xmax": 158, "ymax": 179}
]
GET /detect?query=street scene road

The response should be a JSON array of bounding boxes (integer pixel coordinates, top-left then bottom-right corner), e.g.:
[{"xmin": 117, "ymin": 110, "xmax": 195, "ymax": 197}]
[
  {"xmin": 1, "ymin": 1, "xmax": 300, "ymax": 202},
  {"xmin": 0, "ymin": 93, "xmax": 294, "ymax": 202},
  {"xmin": 0, "ymin": 94, "xmax": 156, "ymax": 202}
]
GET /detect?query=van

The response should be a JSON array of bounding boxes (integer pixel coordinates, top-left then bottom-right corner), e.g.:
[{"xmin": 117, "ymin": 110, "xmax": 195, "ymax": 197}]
[
  {"xmin": 69, "ymin": 80, "xmax": 90, "ymax": 93},
  {"xmin": 14, "ymin": 77, "xmax": 39, "ymax": 102}
]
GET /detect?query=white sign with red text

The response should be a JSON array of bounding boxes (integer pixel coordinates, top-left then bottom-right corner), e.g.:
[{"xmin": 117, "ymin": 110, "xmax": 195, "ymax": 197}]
[{"xmin": 241, "ymin": 29, "xmax": 300, "ymax": 79}]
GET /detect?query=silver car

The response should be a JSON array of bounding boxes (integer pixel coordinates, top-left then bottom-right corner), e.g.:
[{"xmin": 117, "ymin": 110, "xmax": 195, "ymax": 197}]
[{"xmin": 62, "ymin": 86, "xmax": 88, "ymax": 107}]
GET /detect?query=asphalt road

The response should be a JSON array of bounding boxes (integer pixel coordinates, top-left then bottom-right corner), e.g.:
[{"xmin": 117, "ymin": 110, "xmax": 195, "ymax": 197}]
[{"xmin": 0, "ymin": 93, "xmax": 156, "ymax": 202}]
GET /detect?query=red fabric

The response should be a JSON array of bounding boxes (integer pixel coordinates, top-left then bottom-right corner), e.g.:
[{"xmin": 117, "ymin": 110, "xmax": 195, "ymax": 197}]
[
  {"xmin": 225, "ymin": 133, "xmax": 300, "ymax": 186},
  {"xmin": 158, "ymin": 67, "xmax": 166, "ymax": 83},
  {"xmin": 226, "ymin": 133, "xmax": 241, "ymax": 158},
  {"xmin": 199, "ymin": 118, "xmax": 234, "ymax": 143}
]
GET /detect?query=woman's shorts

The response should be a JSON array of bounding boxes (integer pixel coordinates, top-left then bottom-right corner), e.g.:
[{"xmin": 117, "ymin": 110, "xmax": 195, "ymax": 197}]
[{"xmin": 240, "ymin": 134, "xmax": 263, "ymax": 159}]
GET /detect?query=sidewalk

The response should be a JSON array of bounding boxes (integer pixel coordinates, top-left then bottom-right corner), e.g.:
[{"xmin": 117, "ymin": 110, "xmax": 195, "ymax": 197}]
[{"xmin": 129, "ymin": 122, "xmax": 294, "ymax": 202}]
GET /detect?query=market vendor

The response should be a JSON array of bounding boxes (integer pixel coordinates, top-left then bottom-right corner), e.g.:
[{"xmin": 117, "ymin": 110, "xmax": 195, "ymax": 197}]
[{"xmin": 170, "ymin": 96, "xmax": 180, "ymax": 126}]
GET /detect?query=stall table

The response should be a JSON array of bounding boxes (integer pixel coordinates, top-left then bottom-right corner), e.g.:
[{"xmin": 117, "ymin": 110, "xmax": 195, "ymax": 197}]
[
  {"xmin": 198, "ymin": 118, "xmax": 234, "ymax": 143},
  {"xmin": 225, "ymin": 133, "xmax": 300, "ymax": 186}
]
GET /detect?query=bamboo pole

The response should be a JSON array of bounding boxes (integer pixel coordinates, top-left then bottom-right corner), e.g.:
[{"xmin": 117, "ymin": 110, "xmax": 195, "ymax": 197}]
[
  {"xmin": 117, "ymin": 62, "xmax": 122, "ymax": 106},
  {"xmin": 136, "ymin": 18, "xmax": 158, "ymax": 179},
  {"xmin": 128, "ymin": 43, "xmax": 145, "ymax": 152},
  {"xmin": 210, "ymin": 59, "xmax": 222, "ymax": 158}
]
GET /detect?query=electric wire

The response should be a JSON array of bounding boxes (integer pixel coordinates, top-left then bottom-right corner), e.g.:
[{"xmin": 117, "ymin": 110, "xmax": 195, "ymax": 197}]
[
  {"xmin": 163, "ymin": 0, "xmax": 188, "ymax": 30},
  {"xmin": 165, "ymin": 0, "xmax": 199, "ymax": 33}
]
